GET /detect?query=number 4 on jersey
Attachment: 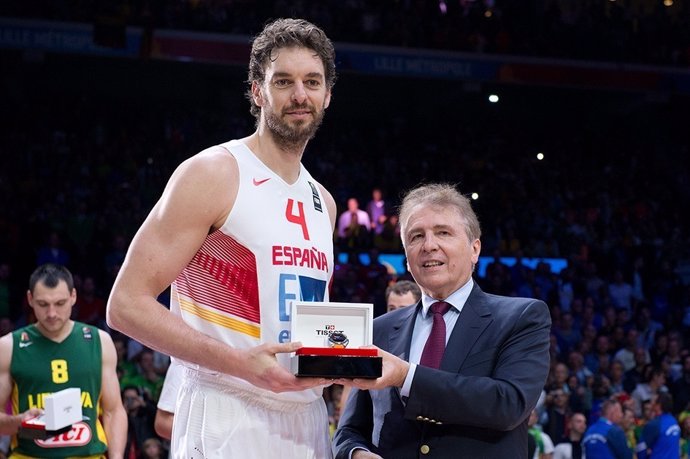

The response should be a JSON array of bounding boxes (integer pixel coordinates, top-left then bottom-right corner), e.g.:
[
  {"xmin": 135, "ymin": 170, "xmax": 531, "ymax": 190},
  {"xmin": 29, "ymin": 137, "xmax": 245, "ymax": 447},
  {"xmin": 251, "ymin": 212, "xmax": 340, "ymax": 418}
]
[{"xmin": 285, "ymin": 199, "xmax": 310, "ymax": 241}]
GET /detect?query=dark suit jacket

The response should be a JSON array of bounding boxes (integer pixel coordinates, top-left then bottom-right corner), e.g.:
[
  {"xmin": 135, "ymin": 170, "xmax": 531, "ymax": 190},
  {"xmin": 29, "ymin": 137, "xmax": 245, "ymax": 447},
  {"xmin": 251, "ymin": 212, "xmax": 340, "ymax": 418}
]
[{"xmin": 333, "ymin": 283, "xmax": 551, "ymax": 459}]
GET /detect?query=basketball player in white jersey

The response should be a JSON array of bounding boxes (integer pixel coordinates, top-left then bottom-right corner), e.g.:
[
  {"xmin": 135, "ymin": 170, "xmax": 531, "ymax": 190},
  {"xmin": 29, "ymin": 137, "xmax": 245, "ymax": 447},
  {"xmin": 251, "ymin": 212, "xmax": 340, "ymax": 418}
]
[{"xmin": 107, "ymin": 18, "xmax": 338, "ymax": 458}]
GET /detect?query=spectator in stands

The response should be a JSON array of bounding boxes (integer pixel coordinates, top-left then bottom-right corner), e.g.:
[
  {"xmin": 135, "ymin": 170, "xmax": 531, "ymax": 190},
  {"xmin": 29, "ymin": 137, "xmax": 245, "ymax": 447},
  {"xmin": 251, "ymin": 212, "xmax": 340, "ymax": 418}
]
[
  {"xmin": 609, "ymin": 270, "xmax": 634, "ymax": 312},
  {"xmin": 679, "ymin": 411, "xmax": 690, "ymax": 459},
  {"xmin": 73, "ymin": 275, "xmax": 107, "ymax": 326},
  {"xmin": 529, "ymin": 408, "xmax": 555, "ymax": 459},
  {"xmin": 590, "ymin": 374, "xmax": 614, "ymax": 424},
  {"xmin": 365, "ymin": 187, "xmax": 387, "ymax": 235},
  {"xmin": 568, "ymin": 350, "xmax": 593, "ymax": 388},
  {"xmin": 631, "ymin": 366, "xmax": 668, "ymax": 417},
  {"xmin": 120, "ymin": 348, "xmax": 164, "ymax": 402},
  {"xmin": 35, "ymin": 230, "xmax": 70, "ymax": 267},
  {"xmin": 664, "ymin": 335, "xmax": 684, "ymax": 382},
  {"xmin": 554, "ymin": 312, "xmax": 582, "ymax": 356},
  {"xmin": 547, "ymin": 362, "xmax": 572, "ymax": 396},
  {"xmin": 636, "ymin": 393, "xmax": 681, "ymax": 459},
  {"xmin": 553, "ymin": 412, "xmax": 587, "ymax": 459},
  {"xmin": 637, "ymin": 305, "xmax": 663, "ymax": 352},
  {"xmin": 625, "ymin": 347, "xmax": 653, "ymax": 394},
  {"xmin": 608, "ymin": 359, "xmax": 627, "ymax": 395},
  {"xmin": 584, "ymin": 263, "xmax": 606, "ymax": 304},
  {"xmin": 113, "ymin": 334, "xmax": 138, "ymax": 385},
  {"xmin": 583, "ymin": 398, "xmax": 632, "ymax": 459},
  {"xmin": 650, "ymin": 333, "xmax": 670, "ymax": 367},
  {"xmin": 337, "ymin": 197, "xmax": 371, "ymax": 251},
  {"xmin": 620, "ymin": 405, "xmax": 638, "ymax": 454},
  {"xmin": 614, "ymin": 330, "xmax": 648, "ymax": 372},
  {"xmin": 122, "ymin": 385, "xmax": 158, "ymax": 459},
  {"xmin": 373, "ymin": 213, "xmax": 402, "ymax": 252},
  {"xmin": 636, "ymin": 399, "xmax": 656, "ymax": 441},
  {"xmin": 586, "ymin": 334, "xmax": 613, "ymax": 374},
  {"xmin": 544, "ymin": 388, "xmax": 572, "ymax": 444},
  {"xmin": 671, "ymin": 354, "xmax": 690, "ymax": 415},
  {"xmin": 140, "ymin": 437, "xmax": 166, "ymax": 459},
  {"xmin": 384, "ymin": 280, "xmax": 421, "ymax": 312}
]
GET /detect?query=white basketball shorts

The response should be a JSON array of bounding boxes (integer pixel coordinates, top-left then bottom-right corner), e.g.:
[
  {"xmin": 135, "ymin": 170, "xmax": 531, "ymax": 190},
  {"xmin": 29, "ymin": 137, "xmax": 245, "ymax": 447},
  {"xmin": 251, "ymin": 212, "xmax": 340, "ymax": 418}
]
[{"xmin": 171, "ymin": 368, "xmax": 332, "ymax": 459}]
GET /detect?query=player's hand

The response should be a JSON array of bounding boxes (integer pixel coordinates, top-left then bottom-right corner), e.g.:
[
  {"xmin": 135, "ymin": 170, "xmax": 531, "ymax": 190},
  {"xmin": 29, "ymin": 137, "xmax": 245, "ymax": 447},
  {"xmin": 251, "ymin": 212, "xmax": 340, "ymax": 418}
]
[
  {"xmin": 336, "ymin": 346, "xmax": 409, "ymax": 391},
  {"xmin": 236, "ymin": 341, "xmax": 330, "ymax": 393},
  {"xmin": 20, "ymin": 408, "xmax": 43, "ymax": 422},
  {"xmin": 9, "ymin": 408, "xmax": 43, "ymax": 433}
]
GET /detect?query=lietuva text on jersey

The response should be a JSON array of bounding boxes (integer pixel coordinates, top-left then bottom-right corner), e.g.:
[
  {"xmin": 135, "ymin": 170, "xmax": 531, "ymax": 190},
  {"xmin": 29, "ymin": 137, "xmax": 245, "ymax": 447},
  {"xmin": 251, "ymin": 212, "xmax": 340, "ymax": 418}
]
[{"xmin": 26, "ymin": 390, "xmax": 94, "ymax": 410}]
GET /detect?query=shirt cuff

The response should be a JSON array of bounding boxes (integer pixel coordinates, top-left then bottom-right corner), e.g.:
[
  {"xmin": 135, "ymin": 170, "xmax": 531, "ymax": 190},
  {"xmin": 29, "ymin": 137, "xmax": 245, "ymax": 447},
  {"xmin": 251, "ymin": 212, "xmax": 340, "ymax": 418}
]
[
  {"xmin": 401, "ymin": 363, "xmax": 417, "ymax": 398},
  {"xmin": 349, "ymin": 447, "xmax": 370, "ymax": 459}
]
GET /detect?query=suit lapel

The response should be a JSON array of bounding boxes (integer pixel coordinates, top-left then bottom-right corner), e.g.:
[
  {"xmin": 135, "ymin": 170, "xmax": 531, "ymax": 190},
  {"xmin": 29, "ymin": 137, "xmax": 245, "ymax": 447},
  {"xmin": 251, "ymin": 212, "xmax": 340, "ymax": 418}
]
[
  {"xmin": 388, "ymin": 302, "xmax": 420, "ymax": 361},
  {"xmin": 388, "ymin": 303, "xmax": 420, "ymax": 407},
  {"xmin": 441, "ymin": 283, "xmax": 492, "ymax": 372}
]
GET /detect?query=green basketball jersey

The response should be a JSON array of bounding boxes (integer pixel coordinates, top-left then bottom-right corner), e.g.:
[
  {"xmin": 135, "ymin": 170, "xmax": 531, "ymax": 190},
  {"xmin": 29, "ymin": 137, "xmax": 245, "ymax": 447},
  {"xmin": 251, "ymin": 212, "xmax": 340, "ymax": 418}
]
[{"xmin": 10, "ymin": 322, "xmax": 108, "ymax": 457}]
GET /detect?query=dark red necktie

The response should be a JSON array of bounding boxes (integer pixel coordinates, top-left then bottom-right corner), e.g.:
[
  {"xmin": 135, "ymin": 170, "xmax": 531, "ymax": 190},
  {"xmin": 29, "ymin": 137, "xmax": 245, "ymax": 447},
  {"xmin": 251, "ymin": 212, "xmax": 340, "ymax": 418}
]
[{"xmin": 420, "ymin": 301, "xmax": 452, "ymax": 369}]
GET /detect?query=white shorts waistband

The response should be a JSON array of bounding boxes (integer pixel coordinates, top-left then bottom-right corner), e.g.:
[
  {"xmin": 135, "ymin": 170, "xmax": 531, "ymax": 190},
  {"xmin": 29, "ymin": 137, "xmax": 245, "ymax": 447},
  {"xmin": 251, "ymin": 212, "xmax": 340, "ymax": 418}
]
[{"xmin": 180, "ymin": 366, "xmax": 320, "ymax": 413}]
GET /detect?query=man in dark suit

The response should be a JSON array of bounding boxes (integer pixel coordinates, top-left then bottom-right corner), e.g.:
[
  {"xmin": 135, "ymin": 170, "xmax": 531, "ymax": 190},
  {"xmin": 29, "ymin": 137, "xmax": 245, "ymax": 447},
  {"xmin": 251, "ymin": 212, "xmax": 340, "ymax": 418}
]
[{"xmin": 333, "ymin": 183, "xmax": 551, "ymax": 459}]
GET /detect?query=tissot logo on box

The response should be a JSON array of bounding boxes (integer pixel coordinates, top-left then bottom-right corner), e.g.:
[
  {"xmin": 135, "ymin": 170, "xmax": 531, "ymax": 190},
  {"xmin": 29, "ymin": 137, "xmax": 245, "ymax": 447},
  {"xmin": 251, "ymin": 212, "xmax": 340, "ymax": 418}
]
[{"xmin": 315, "ymin": 325, "xmax": 342, "ymax": 336}]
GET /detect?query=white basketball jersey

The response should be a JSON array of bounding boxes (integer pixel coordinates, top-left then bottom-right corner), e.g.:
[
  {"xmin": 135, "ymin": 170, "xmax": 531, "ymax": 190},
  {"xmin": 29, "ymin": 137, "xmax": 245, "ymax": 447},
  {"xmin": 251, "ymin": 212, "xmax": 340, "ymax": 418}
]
[{"xmin": 170, "ymin": 139, "xmax": 334, "ymax": 402}]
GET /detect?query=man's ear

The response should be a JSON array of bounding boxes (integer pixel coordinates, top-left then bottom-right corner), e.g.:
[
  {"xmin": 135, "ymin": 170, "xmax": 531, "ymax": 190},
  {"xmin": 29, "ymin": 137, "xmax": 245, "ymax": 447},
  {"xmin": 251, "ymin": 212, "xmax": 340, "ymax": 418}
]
[
  {"xmin": 251, "ymin": 81, "xmax": 263, "ymax": 106},
  {"xmin": 324, "ymin": 89, "xmax": 332, "ymax": 110}
]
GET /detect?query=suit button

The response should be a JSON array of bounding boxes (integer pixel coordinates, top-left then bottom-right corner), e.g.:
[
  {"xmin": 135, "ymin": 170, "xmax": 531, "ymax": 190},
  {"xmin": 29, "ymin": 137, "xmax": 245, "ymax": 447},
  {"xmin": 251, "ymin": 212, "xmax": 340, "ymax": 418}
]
[
  {"xmin": 420, "ymin": 444, "xmax": 430, "ymax": 454},
  {"xmin": 423, "ymin": 417, "xmax": 429, "ymax": 421},
  {"xmin": 416, "ymin": 416, "xmax": 424, "ymax": 421},
  {"xmin": 436, "ymin": 420, "xmax": 443, "ymax": 425}
]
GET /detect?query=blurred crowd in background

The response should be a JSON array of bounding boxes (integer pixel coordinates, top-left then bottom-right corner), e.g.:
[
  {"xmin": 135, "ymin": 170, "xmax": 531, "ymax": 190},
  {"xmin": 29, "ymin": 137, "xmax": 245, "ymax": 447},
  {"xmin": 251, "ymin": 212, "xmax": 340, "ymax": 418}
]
[
  {"xmin": 1, "ymin": 0, "xmax": 690, "ymax": 457},
  {"xmin": 2, "ymin": 0, "xmax": 690, "ymax": 67}
]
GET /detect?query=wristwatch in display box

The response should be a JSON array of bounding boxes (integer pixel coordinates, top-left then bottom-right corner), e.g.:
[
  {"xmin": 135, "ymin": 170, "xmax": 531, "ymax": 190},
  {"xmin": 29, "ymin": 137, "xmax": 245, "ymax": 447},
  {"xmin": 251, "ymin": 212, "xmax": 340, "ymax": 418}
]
[{"xmin": 291, "ymin": 302, "xmax": 382, "ymax": 378}]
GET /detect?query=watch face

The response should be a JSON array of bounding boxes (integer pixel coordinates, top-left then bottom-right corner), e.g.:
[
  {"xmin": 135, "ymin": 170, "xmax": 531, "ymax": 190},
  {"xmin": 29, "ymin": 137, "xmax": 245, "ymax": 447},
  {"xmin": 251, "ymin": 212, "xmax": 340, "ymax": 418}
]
[{"xmin": 328, "ymin": 331, "xmax": 349, "ymax": 348}]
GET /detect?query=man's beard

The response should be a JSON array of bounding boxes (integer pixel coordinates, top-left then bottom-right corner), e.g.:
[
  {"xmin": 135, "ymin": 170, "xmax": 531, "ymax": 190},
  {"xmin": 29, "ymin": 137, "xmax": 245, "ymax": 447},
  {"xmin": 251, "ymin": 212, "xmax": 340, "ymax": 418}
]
[{"xmin": 264, "ymin": 102, "xmax": 325, "ymax": 150}]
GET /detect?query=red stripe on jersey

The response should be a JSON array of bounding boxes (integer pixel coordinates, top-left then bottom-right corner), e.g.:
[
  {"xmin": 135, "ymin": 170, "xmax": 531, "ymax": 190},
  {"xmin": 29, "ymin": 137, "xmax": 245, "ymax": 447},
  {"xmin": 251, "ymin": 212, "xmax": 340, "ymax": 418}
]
[{"xmin": 175, "ymin": 231, "xmax": 260, "ymax": 324}]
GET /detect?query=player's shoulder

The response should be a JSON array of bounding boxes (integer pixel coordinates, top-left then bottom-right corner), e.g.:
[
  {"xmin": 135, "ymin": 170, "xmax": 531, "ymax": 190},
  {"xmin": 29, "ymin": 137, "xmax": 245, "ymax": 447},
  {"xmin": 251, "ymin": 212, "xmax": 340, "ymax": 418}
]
[
  {"xmin": 93, "ymin": 327, "xmax": 114, "ymax": 344},
  {"xmin": 0, "ymin": 330, "xmax": 14, "ymax": 348},
  {"xmin": 176, "ymin": 143, "xmax": 238, "ymax": 181},
  {"xmin": 1, "ymin": 324, "xmax": 31, "ymax": 343}
]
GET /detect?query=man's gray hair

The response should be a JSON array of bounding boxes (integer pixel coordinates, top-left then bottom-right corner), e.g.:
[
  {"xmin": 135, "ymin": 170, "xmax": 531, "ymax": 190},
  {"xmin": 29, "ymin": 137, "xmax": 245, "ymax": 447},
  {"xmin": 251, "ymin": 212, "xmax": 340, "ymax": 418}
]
[{"xmin": 398, "ymin": 183, "xmax": 481, "ymax": 244}]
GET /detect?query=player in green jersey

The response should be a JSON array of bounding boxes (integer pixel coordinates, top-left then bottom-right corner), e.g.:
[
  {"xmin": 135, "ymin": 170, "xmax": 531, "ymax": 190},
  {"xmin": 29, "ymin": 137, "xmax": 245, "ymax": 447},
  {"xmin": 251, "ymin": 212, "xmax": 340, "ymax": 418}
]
[{"xmin": 0, "ymin": 264, "xmax": 126, "ymax": 458}]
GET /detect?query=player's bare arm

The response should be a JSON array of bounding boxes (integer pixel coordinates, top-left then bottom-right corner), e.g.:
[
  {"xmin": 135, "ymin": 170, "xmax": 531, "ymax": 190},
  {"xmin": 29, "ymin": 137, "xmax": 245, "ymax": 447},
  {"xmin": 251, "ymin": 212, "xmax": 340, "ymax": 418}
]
[
  {"xmin": 154, "ymin": 409, "xmax": 173, "ymax": 440},
  {"xmin": 0, "ymin": 334, "xmax": 41, "ymax": 434},
  {"xmin": 98, "ymin": 330, "xmax": 127, "ymax": 459},
  {"xmin": 107, "ymin": 147, "xmax": 327, "ymax": 392}
]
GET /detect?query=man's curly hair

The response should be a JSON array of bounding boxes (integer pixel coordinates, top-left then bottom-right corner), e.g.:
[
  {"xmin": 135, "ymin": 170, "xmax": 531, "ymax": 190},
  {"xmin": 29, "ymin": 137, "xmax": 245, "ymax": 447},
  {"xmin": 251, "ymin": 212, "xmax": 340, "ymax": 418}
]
[{"xmin": 246, "ymin": 18, "xmax": 336, "ymax": 119}]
